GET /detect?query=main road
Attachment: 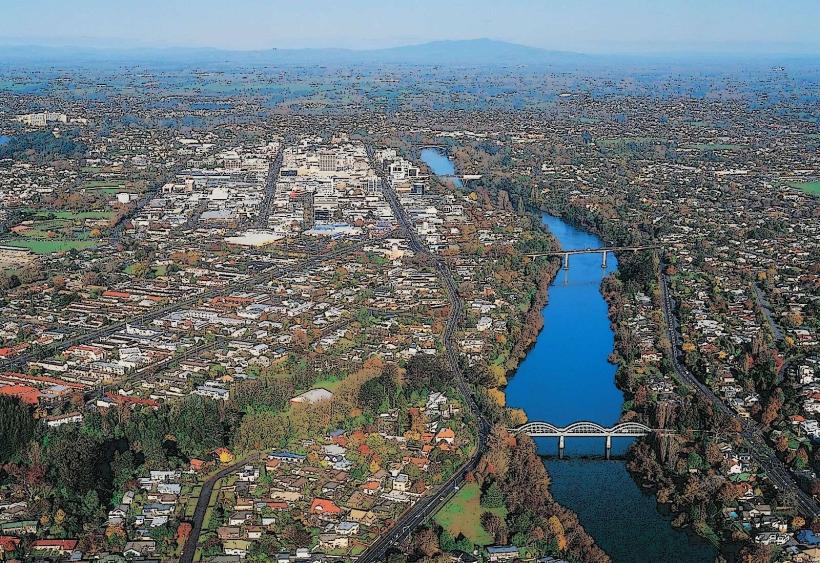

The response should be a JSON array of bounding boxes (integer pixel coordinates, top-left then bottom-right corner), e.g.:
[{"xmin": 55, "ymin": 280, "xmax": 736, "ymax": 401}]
[
  {"xmin": 659, "ymin": 269, "xmax": 820, "ymax": 519},
  {"xmin": 356, "ymin": 147, "xmax": 490, "ymax": 562}
]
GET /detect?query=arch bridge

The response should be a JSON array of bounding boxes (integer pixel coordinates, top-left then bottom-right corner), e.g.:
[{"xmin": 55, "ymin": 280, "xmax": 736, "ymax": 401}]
[{"xmin": 510, "ymin": 420, "xmax": 655, "ymax": 459}]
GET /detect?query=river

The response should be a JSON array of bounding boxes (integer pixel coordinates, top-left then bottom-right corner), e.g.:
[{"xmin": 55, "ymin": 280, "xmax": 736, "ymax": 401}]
[
  {"xmin": 421, "ymin": 148, "xmax": 716, "ymax": 562},
  {"xmin": 420, "ymin": 148, "xmax": 463, "ymax": 188}
]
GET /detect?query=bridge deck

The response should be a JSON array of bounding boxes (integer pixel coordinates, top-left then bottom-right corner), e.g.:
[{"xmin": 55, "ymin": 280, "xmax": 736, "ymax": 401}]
[
  {"xmin": 525, "ymin": 245, "xmax": 660, "ymax": 257},
  {"xmin": 511, "ymin": 420, "xmax": 654, "ymax": 437}
]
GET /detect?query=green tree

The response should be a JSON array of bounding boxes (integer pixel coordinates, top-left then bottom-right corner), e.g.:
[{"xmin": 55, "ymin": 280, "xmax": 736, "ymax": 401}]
[
  {"xmin": 170, "ymin": 396, "xmax": 224, "ymax": 458},
  {"xmin": 481, "ymin": 481, "xmax": 505, "ymax": 509},
  {"xmin": 0, "ymin": 396, "xmax": 37, "ymax": 463},
  {"xmin": 45, "ymin": 427, "xmax": 100, "ymax": 496}
]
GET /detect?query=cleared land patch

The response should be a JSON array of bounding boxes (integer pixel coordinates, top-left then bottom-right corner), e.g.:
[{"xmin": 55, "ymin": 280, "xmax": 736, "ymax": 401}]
[{"xmin": 434, "ymin": 481, "xmax": 507, "ymax": 546}]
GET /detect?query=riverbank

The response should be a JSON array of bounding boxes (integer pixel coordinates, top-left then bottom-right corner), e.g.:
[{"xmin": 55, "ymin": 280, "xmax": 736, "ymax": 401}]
[
  {"xmin": 419, "ymin": 146, "xmax": 710, "ymax": 561},
  {"xmin": 504, "ymin": 213, "xmax": 716, "ymax": 562},
  {"xmin": 418, "ymin": 147, "xmax": 611, "ymax": 562},
  {"xmin": 541, "ymin": 201, "xmax": 749, "ymax": 557}
]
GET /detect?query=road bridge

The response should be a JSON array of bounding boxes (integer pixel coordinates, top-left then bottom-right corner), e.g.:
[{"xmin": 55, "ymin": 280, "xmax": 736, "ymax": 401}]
[
  {"xmin": 526, "ymin": 245, "xmax": 660, "ymax": 270},
  {"xmin": 511, "ymin": 420, "xmax": 654, "ymax": 459}
]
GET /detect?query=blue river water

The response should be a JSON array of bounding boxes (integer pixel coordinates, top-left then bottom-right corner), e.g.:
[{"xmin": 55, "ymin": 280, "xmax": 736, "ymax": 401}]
[
  {"xmin": 0, "ymin": 135, "xmax": 11, "ymax": 145},
  {"xmin": 506, "ymin": 215, "xmax": 716, "ymax": 562},
  {"xmin": 420, "ymin": 148, "xmax": 463, "ymax": 188},
  {"xmin": 421, "ymin": 148, "xmax": 716, "ymax": 563}
]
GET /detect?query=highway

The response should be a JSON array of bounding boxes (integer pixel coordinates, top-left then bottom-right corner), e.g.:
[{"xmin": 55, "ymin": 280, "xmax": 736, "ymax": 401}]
[
  {"xmin": 356, "ymin": 147, "xmax": 491, "ymax": 562},
  {"xmin": 659, "ymin": 269, "xmax": 820, "ymax": 519}
]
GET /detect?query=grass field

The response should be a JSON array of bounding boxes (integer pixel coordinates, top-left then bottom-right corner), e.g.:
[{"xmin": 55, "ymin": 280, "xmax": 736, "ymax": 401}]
[
  {"xmin": 789, "ymin": 181, "xmax": 820, "ymax": 196},
  {"xmin": 434, "ymin": 482, "xmax": 507, "ymax": 546},
  {"xmin": 125, "ymin": 263, "xmax": 167, "ymax": 277},
  {"xmin": 2, "ymin": 239, "xmax": 97, "ymax": 254},
  {"xmin": 29, "ymin": 209, "xmax": 114, "ymax": 220},
  {"xmin": 311, "ymin": 375, "xmax": 344, "ymax": 392},
  {"xmin": 0, "ymin": 209, "xmax": 114, "ymax": 254},
  {"xmin": 80, "ymin": 180, "xmax": 129, "ymax": 194}
]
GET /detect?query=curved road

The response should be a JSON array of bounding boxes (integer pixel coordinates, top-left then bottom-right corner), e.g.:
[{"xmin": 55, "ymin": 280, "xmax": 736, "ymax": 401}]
[{"xmin": 180, "ymin": 455, "xmax": 257, "ymax": 563}]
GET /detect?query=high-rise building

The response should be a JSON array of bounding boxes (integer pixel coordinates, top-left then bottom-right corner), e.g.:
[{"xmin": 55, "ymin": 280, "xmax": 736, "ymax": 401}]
[{"xmin": 318, "ymin": 152, "xmax": 337, "ymax": 172}]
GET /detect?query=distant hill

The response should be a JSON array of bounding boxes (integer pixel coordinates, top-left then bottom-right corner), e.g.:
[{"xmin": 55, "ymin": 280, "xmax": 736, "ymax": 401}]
[{"xmin": 0, "ymin": 39, "xmax": 588, "ymax": 66}]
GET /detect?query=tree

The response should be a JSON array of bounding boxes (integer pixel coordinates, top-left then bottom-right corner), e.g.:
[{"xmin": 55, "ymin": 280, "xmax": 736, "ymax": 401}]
[
  {"xmin": 131, "ymin": 262, "xmax": 151, "ymax": 278},
  {"xmin": 481, "ymin": 481, "xmax": 505, "ymax": 509},
  {"xmin": 761, "ymin": 395, "xmax": 782, "ymax": 427},
  {"xmin": 405, "ymin": 354, "xmax": 449, "ymax": 390},
  {"xmin": 0, "ymin": 396, "xmax": 37, "ymax": 463},
  {"xmin": 358, "ymin": 377, "xmax": 389, "ymax": 413},
  {"xmin": 292, "ymin": 328, "xmax": 309, "ymax": 351},
  {"xmin": 413, "ymin": 526, "xmax": 440, "ymax": 557},
  {"xmin": 177, "ymin": 522, "xmax": 192, "ymax": 547},
  {"xmin": 170, "ymin": 396, "xmax": 224, "ymax": 458},
  {"xmin": 480, "ymin": 511, "xmax": 506, "ymax": 541},
  {"xmin": 686, "ymin": 451, "xmax": 705, "ymax": 471},
  {"xmin": 81, "ymin": 490, "xmax": 102, "ymax": 522},
  {"xmin": 44, "ymin": 427, "xmax": 99, "ymax": 496},
  {"xmin": 548, "ymin": 515, "xmax": 568, "ymax": 551}
]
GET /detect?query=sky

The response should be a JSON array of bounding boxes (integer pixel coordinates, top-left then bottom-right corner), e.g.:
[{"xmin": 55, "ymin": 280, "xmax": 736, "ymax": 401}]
[{"xmin": 1, "ymin": 0, "xmax": 818, "ymax": 54}]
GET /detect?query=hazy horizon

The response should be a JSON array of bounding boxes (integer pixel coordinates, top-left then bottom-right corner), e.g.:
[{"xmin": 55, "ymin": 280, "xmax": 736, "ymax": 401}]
[{"xmin": 2, "ymin": 0, "xmax": 819, "ymax": 55}]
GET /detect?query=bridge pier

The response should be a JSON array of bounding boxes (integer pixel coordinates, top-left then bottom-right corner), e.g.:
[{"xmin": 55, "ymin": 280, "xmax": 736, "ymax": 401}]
[
  {"xmin": 558, "ymin": 435, "xmax": 565, "ymax": 459},
  {"xmin": 562, "ymin": 253, "xmax": 569, "ymax": 270},
  {"xmin": 601, "ymin": 250, "xmax": 608, "ymax": 269},
  {"xmin": 605, "ymin": 435, "xmax": 611, "ymax": 459}
]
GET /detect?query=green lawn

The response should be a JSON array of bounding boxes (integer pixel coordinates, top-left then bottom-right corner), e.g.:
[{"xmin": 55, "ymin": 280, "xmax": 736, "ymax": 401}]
[
  {"xmin": 184, "ymin": 486, "xmax": 202, "ymax": 518},
  {"xmin": 125, "ymin": 263, "xmax": 167, "ymax": 277},
  {"xmin": 434, "ymin": 482, "xmax": 507, "ymax": 546},
  {"xmin": 597, "ymin": 137, "xmax": 665, "ymax": 155},
  {"xmin": 789, "ymin": 181, "xmax": 820, "ymax": 196},
  {"xmin": 1, "ymin": 209, "xmax": 114, "ymax": 253},
  {"xmin": 311, "ymin": 376, "xmax": 344, "ymax": 392},
  {"xmin": 1, "ymin": 239, "xmax": 97, "ymax": 254},
  {"xmin": 81, "ymin": 180, "xmax": 124, "ymax": 188},
  {"xmin": 83, "ymin": 186, "xmax": 124, "ymax": 194}
]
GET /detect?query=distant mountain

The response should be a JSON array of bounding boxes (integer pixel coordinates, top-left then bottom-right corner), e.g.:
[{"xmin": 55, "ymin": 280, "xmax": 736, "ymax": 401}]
[
  {"xmin": 269, "ymin": 39, "xmax": 588, "ymax": 65},
  {"xmin": 0, "ymin": 39, "xmax": 588, "ymax": 66}
]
